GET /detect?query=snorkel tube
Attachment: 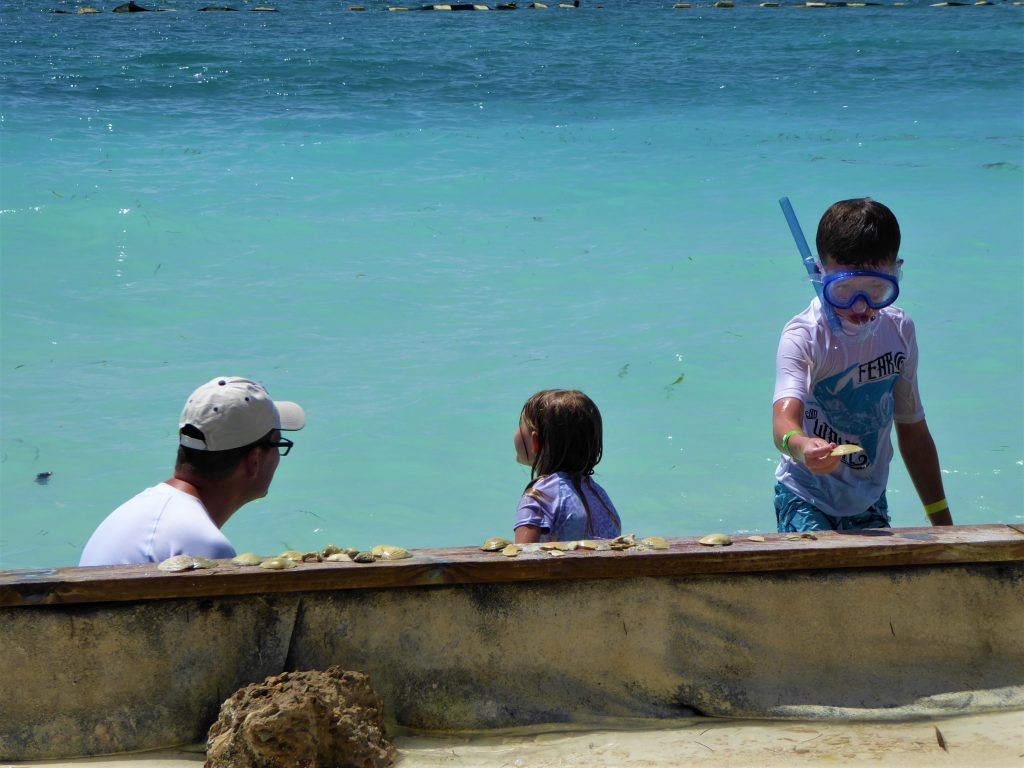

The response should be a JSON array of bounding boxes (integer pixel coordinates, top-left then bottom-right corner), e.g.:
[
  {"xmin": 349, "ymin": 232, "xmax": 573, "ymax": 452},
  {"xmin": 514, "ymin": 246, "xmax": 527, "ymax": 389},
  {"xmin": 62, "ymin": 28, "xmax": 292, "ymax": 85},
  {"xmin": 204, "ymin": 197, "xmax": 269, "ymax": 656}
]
[{"xmin": 779, "ymin": 196, "xmax": 842, "ymax": 334}]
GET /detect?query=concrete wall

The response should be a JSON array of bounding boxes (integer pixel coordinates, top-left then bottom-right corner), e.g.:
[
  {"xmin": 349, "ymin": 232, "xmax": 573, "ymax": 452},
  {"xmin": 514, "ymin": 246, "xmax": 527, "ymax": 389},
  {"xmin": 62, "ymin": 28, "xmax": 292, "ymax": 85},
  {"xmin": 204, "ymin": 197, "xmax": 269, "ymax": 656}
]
[{"xmin": 1, "ymin": 562, "xmax": 1022, "ymax": 760}]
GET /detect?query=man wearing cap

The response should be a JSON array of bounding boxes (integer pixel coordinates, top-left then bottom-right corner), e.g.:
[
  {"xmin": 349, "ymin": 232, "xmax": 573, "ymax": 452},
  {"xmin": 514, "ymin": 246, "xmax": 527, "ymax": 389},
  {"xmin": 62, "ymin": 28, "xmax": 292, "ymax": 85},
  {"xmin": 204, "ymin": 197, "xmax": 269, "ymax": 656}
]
[{"xmin": 79, "ymin": 377, "xmax": 305, "ymax": 567}]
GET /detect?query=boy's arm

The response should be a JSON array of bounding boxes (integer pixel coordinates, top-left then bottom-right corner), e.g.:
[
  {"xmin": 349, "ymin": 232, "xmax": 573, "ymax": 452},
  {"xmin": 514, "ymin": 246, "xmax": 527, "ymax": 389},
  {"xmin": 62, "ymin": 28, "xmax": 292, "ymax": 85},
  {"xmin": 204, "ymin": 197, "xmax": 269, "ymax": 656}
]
[
  {"xmin": 895, "ymin": 418, "xmax": 953, "ymax": 526},
  {"xmin": 773, "ymin": 398, "xmax": 842, "ymax": 475}
]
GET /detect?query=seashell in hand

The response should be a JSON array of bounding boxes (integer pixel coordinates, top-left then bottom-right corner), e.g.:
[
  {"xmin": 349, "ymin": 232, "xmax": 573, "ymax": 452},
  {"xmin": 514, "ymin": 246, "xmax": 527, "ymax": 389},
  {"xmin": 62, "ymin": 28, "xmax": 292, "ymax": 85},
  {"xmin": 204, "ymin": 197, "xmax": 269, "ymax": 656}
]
[{"xmin": 830, "ymin": 444, "xmax": 864, "ymax": 457}]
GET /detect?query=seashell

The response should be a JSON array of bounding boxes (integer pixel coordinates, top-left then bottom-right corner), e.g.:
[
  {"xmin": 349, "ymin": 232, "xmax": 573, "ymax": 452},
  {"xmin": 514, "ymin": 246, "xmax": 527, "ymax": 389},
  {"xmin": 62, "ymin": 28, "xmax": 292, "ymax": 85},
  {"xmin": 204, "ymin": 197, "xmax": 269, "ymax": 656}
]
[
  {"xmin": 325, "ymin": 552, "xmax": 352, "ymax": 562},
  {"xmin": 830, "ymin": 444, "xmax": 864, "ymax": 457},
  {"xmin": 698, "ymin": 533, "xmax": 732, "ymax": 547},
  {"xmin": 260, "ymin": 557, "xmax": 296, "ymax": 570},
  {"xmin": 232, "ymin": 553, "xmax": 264, "ymax": 566},
  {"xmin": 747, "ymin": 535, "xmax": 766, "ymax": 543},
  {"xmin": 190, "ymin": 557, "xmax": 217, "ymax": 569},
  {"xmin": 371, "ymin": 544, "xmax": 411, "ymax": 560},
  {"xmin": 353, "ymin": 551, "xmax": 375, "ymax": 563},
  {"xmin": 609, "ymin": 533, "xmax": 638, "ymax": 550},
  {"xmin": 501, "ymin": 544, "xmax": 520, "ymax": 557},
  {"xmin": 300, "ymin": 551, "xmax": 323, "ymax": 563},
  {"xmin": 577, "ymin": 540, "xmax": 610, "ymax": 551},
  {"xmin": 158, "ymin": 555, "xmax": 197, "ymax": 573},
  {"xmin": 641, "ymin": 537, "xmax": 669, "ymax": 550},
  {"xmin": 321, "ymin": 544, "xmax": 343, "ymax": 556},
  {"xmin": 481, "ymin": 537, "xmax": 512, "ymax": 551},
  {"xmin": 279, "ymin": 550, "xmax": 304, "ymax": 562},
  {"xmin": 547, "ymin": 549, "xmax": 566, "ymax": 557}
]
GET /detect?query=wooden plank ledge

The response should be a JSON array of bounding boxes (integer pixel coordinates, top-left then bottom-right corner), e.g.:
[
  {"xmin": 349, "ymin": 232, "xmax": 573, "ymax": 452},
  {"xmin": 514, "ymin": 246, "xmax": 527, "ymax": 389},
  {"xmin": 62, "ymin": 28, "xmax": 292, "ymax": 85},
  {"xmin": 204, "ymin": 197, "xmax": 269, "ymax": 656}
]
[{"xmin": 1, "ymin": 524, "xmax": 1021, "ymax": 608}]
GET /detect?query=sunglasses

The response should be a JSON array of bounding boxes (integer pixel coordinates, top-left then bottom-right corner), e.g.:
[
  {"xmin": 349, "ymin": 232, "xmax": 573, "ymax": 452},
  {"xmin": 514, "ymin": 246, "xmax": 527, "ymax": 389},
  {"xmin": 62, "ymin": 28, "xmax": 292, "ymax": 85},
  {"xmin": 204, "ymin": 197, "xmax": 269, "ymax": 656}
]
[{"xmin": 259, "ymin": 437, "xmax": 294, "ymax": 456}]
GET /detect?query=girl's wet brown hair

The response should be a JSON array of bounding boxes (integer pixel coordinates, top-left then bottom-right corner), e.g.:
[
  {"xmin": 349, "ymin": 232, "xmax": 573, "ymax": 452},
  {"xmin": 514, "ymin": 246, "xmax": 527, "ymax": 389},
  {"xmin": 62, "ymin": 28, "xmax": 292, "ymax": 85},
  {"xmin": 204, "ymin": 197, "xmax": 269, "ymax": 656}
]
[
  {"xmin": 816, "ymin": 198, "xmax": 901, "ymax": 268},
  {"xmin": 520, "ymin": 389, "xmax": 603, "ymax": 480},
  {"xmin": 519, "ymin": 389, "xmax": 617, "ymax": 536}
]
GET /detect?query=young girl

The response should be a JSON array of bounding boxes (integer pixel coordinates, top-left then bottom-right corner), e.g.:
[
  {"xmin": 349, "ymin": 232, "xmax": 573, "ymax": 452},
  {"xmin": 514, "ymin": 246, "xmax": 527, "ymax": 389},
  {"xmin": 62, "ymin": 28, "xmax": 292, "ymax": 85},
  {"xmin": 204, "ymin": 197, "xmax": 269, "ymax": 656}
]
[{"xmin": 513, "ymin": 389, "xmax": 622, "ymax": 543}]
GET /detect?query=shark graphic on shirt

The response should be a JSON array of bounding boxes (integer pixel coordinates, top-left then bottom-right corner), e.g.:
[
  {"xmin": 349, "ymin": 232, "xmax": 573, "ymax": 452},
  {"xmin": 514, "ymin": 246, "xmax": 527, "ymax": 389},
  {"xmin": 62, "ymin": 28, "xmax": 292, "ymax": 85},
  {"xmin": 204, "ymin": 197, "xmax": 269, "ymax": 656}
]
[{"xmin": 809, "ymin": 350, "xmax": 906, "ymax": 468}]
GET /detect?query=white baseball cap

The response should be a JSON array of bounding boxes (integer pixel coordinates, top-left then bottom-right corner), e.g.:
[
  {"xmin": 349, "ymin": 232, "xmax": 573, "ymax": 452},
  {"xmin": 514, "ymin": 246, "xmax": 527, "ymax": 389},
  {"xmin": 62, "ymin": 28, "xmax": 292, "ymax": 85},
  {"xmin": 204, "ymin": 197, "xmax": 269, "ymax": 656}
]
[{"xmin": 179, "ymin": 377, "xmax": 306, "ymax": 452}]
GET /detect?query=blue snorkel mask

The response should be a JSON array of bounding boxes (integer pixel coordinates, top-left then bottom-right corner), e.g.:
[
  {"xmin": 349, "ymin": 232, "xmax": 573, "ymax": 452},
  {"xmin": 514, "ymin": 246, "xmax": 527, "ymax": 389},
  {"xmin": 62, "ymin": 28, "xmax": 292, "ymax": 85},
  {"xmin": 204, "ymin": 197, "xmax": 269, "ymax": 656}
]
[{"xmin": 820, "ymin": 265, "xmax": 901, "ymax": 310}]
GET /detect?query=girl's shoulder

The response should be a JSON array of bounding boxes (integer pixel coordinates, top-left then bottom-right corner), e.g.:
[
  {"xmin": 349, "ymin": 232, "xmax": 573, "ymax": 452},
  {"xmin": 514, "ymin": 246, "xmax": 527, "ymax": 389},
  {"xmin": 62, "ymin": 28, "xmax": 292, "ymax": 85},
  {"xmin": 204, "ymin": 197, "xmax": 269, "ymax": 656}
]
[
  {"xmin": 586, "ymin": 476, "xmax": 614, "ymax": 499},
  {"xmin": 533, "ymin": 472, "xmax": 567, "ymax": 494},
  {"xmin": 522, "ymin": 472, "xmax": 562, "ymax": 505},
  {"xmin": 583, "ymin": 476, "xmax": 617, "ymax": 510},
  {"xmin": 528, "ymin": 472, "xmax": 580, "ymax": 503}
]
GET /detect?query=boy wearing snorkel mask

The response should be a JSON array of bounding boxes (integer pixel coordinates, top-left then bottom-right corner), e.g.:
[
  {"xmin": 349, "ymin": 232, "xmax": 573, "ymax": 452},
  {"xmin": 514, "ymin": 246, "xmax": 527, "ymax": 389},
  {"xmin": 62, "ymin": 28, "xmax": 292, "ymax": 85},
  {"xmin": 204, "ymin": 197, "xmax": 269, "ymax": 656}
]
[{"xmin": 772, "ymin": 198, "xmax": 953, "ymax": 532}]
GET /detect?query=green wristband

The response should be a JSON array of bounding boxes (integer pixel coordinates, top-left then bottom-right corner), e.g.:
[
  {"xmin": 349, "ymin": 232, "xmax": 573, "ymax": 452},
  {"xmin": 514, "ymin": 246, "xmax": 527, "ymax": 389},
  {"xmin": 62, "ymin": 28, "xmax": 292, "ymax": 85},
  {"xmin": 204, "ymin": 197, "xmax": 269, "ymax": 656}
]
[{"xmin": 781, "ymin": 429, "xmax": 804, "ymax": 456}]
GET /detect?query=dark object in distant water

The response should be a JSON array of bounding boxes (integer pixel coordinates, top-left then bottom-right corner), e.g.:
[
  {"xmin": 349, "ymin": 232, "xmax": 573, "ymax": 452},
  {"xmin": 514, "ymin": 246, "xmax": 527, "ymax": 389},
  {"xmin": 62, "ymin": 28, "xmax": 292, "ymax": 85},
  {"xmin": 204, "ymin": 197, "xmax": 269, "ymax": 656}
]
[
  {"xmin": 113, "ymin": 1, "xmax": 150, "ymax": 11},
  {"xmin": 982, "ymin": 162, "xmax": 1021, "ymax": 172},
  {"xmin": 496, "ymin": 1, "xmax": 517, "ymax": 7},
  {"xmin": 35, "ymin": 472, "xmax": 53, "ymax": 485}
]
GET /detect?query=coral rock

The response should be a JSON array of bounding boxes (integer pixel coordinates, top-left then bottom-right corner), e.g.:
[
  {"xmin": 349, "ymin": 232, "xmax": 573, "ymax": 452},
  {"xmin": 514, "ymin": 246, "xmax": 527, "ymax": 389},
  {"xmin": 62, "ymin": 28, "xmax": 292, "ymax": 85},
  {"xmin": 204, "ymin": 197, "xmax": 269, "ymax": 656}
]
[{"xmin": 205, "ymin": 666, "xmax": 394, "ymax": 768}]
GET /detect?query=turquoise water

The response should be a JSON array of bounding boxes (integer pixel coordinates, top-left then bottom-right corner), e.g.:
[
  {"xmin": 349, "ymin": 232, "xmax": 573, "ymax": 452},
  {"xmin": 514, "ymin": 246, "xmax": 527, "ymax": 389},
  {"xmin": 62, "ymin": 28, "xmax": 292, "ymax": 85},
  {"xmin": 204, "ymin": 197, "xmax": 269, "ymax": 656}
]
[{"xmin": 1, "ymin": 1, "xmax": 1022, "ymax": 569}]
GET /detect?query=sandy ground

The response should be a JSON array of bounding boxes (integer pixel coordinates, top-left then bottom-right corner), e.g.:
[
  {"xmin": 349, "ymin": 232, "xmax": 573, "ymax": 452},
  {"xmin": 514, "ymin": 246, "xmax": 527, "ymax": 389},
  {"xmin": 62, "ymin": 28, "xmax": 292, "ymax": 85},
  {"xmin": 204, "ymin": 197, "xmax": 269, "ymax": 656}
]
[{"xmin": 8, "ymin": 710, "xmax": 1023, "ymax": 768}]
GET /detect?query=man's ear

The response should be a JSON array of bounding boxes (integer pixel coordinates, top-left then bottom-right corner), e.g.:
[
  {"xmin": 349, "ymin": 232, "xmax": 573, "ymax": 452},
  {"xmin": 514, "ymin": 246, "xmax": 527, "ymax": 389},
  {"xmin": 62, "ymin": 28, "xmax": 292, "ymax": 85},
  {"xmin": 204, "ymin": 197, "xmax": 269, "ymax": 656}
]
[{"xmin": 243, "ymin": 445, "xmax": 262, "ymax": 478}]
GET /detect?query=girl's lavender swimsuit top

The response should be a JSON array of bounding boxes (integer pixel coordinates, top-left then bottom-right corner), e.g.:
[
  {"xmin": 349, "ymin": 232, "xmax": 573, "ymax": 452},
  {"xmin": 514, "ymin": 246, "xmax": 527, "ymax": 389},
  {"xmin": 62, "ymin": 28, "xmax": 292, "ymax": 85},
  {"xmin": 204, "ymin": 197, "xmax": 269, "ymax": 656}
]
[{"xmin": 514, "ymin": 472, "xmax": 621, "ymax": 542}]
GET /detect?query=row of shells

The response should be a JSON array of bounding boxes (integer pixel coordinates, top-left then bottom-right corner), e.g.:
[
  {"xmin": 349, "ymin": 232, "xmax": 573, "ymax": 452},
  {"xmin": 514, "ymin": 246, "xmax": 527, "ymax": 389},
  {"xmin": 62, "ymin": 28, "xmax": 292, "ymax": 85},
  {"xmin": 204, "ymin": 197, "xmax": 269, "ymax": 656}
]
[
  {"xmin": 158, "ymin": 532, "xmax": 818, "ymax": 571},
  {"xmin": 480, "ymin": 533, "xmax": 672, "ymax": 558},
  {"xmin": 157, "ymin": 544, "xmax": 411, "ymax": 573},
  {"xmin": 479, "ymin": 531, "xmax": 819, "ymax": 557}
]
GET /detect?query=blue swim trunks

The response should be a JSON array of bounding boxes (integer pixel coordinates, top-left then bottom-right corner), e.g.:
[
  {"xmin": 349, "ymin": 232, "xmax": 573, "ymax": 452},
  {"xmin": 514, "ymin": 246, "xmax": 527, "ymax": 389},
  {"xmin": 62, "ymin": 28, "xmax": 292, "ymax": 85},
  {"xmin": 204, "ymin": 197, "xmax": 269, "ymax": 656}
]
[{"xmin": 774, "ymin": 482, "xmax": 891, "ymax": 533}]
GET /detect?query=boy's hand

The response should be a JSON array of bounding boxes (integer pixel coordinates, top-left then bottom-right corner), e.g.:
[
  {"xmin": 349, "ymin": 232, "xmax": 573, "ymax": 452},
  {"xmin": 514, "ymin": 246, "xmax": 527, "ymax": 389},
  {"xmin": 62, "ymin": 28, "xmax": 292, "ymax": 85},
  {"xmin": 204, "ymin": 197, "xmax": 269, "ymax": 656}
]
[{"xmin": 795, "ymin": 437, "xmax": 842, "ymax": 474}]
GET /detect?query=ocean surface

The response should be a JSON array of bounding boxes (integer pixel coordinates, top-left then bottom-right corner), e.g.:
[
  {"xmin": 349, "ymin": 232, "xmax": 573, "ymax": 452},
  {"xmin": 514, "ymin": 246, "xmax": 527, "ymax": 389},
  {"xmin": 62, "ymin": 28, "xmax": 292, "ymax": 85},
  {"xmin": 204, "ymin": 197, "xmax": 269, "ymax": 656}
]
[{"xmin": 1, "ymin": 0, "xmax": 1021, "ymax": 570}]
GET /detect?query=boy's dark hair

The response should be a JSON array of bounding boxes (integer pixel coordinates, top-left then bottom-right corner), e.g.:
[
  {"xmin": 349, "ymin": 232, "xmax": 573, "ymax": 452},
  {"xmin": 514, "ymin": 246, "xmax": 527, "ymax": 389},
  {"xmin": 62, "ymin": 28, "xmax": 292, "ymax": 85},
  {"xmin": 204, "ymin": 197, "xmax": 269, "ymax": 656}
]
[
  {"xmin": 175, "ymin": 425, "xmax": 272, "ymax": 480},
  {"xmin": 816, "ymin": 198, "xmax": 901, "ymax": 267}
]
